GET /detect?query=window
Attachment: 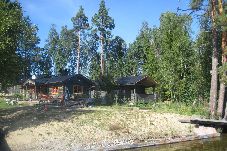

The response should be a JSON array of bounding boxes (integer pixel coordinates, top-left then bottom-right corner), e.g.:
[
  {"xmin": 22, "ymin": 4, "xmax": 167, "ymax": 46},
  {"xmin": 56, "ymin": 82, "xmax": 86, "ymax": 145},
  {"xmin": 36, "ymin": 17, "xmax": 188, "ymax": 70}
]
[
  {"xmin": 73, "ymin": 85, "xmax": 83, "ymax": 94},
  {"xmin": 51, "ymin": 87, "xmax": 58, "ymax": 95}
]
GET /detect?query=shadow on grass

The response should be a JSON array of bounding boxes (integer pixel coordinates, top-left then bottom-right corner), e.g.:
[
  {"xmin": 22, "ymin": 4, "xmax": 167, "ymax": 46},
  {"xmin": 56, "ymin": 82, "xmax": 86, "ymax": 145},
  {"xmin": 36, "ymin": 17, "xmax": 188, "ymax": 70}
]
[{"xmin": 0, "ymin": 104, "xmax": 94, "ymax": 133}]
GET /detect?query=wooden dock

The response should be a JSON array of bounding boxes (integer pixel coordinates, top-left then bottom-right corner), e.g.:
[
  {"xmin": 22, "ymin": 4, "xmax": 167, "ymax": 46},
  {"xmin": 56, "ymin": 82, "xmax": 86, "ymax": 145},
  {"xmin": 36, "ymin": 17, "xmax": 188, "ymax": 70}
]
[{"xmin": 179, "ymin": 118, "xmax": 227, "ymax": 128}]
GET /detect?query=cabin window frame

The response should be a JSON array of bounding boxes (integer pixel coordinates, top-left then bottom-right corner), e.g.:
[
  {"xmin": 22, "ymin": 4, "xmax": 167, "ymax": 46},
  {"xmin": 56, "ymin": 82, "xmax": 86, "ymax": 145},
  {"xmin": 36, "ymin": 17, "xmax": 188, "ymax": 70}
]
[
  {"xmin": 73, "ymin": 85, "xmax": 83, "ymax": 94},
  {"xmin": 51, "ymin": 87, "xmax": 59, "ymax": 95}
]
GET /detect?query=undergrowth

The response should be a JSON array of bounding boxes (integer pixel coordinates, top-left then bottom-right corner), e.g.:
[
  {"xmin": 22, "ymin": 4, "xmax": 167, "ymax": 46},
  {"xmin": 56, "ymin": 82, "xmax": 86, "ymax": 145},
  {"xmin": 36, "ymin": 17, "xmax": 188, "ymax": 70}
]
[{"xmin": 106, "ymin": 100, "xmax": 209, "ymax": 118}]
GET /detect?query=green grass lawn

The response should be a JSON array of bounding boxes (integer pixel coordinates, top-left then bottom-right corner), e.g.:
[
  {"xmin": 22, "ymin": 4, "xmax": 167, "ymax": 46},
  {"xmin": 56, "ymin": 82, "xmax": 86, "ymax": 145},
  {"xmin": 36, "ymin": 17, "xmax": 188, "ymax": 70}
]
[
  {"xmin": 0, "ymin": 98, "xmax": 23, "ymax": 109},
  {"xmin": 0, "ymin": 98, "xmax": 11, "ymax": 109}
]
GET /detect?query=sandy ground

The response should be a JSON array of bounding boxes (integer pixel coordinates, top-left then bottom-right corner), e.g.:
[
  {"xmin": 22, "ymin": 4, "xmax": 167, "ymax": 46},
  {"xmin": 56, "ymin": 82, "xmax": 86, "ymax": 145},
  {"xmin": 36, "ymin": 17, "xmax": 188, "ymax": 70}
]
[{"xmin": 0, "ymin": 105, "xmax": 218, "ymax": 151}]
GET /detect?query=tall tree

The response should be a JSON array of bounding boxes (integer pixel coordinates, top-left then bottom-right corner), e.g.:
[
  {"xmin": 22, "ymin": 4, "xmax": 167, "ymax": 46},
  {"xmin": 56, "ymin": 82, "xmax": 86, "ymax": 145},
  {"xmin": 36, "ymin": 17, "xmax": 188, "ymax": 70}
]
[
  {"xmin": 87, "ymin": 30, "xmax": 100, "ymax": 79},
  {"xmin": 17, "ymin": 16, "xmax": 40, "ymax": 79},
  {"xmin": 92, "ymin": 0, "xmax": 115, "ymax": 75},
  {"xmin": 59, "ymin": 25, "xmax": 73, "ymax": 72},
  {"xmin": 124, "ymin": 43, "xmax": 140, "ymax": 76},
  {"xmin": 195, "ymin": 13, "xmax": 213, "ymax": 101},
  {"xmin": 125, "ymin": 22, "xmax": 155, "ymax": 76},
  {"xmin": 209, "ymin": 0, "xmax": 219, "ymax": 118},
  {"xmin": 190, "ymin": 0, "xmax": 219, "ymax": 118},
  {"xmin": 106, "ymin": 36, "xmax": 127, "ymax": 78},
  {"xmin": 45, "ymin": 24, "xmax": 67, "ymax": 75},
  {"xmin": 217, "ymin": 0, "xmax": 227, "ymax": 118},
  {"xmin": 157, "ymin": 12, "xmax": 195, "ymax": 101},
  {"xmin": 0, "ymin": 0, "xmax": 23, "ymax": 89},
  {"xmin": 71, "ymin": 6, "xmax": 89, "ymax": 74},
  {"xmin": 31, "ymin": 47, "xmax": 52, "ymax": 76},
  {"xmin": 90, "ymin": 52, "xmax": 101, "ymax": 80}
]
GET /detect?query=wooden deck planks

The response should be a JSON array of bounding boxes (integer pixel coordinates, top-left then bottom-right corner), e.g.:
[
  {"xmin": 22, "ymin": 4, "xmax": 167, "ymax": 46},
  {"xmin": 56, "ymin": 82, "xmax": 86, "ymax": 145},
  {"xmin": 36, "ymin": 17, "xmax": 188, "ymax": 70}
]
[{"xmin": 179, "ymin": 118, "xmax": 227, "ymax": 127}]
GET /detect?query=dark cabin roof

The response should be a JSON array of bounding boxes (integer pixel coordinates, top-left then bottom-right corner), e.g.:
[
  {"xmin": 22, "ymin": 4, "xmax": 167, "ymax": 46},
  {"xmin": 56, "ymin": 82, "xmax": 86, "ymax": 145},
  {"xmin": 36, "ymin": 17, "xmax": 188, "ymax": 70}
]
[
  {"xmin": 45, "ymin": 75, "xmax": 74, "ymax": 84},
  {"xmin": 45, "ymin": 74, "xmax": 93, "ymax": 86},
  {"xmin": 35, "ymin": 77, "xmax": 51, "ymax": 85},
  {"xmin": 116, "ymin": 75, "xmax": 157, "ymax": 88},
  {"xmin": 24, "ymin": 74, "xmax": 93, "ymax": 86}
]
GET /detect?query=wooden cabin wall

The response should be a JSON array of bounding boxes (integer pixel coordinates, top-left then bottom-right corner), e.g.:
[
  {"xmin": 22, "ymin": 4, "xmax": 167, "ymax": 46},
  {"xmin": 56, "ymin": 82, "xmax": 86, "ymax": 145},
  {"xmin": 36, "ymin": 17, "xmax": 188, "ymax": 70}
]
[{"xmin": 135, "ymin": 86, "xmax": 145, "ymax": 94}]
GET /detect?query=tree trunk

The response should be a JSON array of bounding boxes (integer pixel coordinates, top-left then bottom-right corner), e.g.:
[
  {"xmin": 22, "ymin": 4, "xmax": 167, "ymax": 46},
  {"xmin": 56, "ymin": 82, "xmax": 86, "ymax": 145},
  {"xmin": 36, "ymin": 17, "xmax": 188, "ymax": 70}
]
[
  {"xmin": 76, "ymin": 30, "xmax": 81, "ymax": 74},
  {"xmin": 218, "ymin": 83, "xmax": 225, "ymax": 118},
  {"xmin": 209, "ymin": 0, "xmax": 218, "ymax": 118},
  {"xmin": 217, "ymin": 0, "xmax": 227, "ymax": 119},
  {"xmin": 100, "ymin": 33, "xmax": 104, "ymax": 76}
]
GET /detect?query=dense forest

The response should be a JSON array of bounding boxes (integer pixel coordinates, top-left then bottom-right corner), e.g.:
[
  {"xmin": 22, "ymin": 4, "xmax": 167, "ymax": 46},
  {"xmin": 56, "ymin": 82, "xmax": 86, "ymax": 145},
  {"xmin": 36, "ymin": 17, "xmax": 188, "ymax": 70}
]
[{"xmin": 0, "ymin": 0, "xmax": 226, "ymax": 117}]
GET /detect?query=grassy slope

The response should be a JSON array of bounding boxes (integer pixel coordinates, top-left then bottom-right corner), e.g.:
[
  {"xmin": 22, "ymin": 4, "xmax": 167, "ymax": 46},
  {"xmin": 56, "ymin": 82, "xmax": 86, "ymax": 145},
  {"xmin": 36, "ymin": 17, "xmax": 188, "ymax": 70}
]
[
  {"xmin": 4, "ymin": 106, "xmax": 194, "ymax": 151},
  {"xmin": 0, "ymin": 98, "xmax": 210, "ymax": 150}
]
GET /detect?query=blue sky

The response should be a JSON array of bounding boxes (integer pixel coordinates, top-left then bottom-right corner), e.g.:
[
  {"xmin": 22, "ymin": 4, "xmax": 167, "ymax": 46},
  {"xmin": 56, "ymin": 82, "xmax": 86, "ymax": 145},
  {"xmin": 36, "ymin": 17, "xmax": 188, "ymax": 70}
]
[{"xmin": 19, "ymin": 0, "xmax": 198, "ymax": 47}]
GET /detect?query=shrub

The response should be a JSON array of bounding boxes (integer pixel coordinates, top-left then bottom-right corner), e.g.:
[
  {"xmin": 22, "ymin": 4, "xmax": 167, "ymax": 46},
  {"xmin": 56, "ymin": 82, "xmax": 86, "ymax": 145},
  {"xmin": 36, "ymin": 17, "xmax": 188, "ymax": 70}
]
[
  {"xmin": 94, "ymin": 91, "xmax": 102, "ymax": 105},
  {"xmin": 132, "ymin": 100, "xmax": 209, "ymax": 117},
  {"xmin": 13, "ymin": 93, "xmax": 23, "ymax": 99}
]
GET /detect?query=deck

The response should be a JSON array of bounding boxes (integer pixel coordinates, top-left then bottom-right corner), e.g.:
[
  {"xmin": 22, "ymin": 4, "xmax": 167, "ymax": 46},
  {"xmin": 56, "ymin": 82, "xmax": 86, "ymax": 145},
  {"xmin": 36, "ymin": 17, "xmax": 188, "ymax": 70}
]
[{"xmin": 179, "ymin": 118, "xmax": 227, "ymax": 128}]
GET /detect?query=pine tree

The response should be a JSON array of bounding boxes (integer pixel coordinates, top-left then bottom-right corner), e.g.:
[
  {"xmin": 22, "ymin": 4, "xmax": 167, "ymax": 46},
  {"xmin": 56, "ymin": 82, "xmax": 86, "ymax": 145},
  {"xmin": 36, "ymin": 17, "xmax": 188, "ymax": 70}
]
[
  {"xmin": 190, "ymin": 0, "xmax": 219, "ymax": 118},
  {"xmin": 71, "ymin": 6, "xmax": 89, "ymax": 74},
  {"xmin": 92, "ymin": 0, "xmax": 115, "ymax": 75},
  {"xmin": 107, "ymin": 36, "xmax": 127, "ymax": 78},
  {"xmin": 17, "ymin": 17, "xmax": 40, "ymax": 79},
  {"xmin": 45, "ymin": 24, "xmax": 61, "ymax": 75},
  {"xmin": 59, "ymin": 25, "xmax": 73, "ymax": 72},
  {"xmin": 217, "ymin": 0, "xmax": 227, "ymax": 119}
]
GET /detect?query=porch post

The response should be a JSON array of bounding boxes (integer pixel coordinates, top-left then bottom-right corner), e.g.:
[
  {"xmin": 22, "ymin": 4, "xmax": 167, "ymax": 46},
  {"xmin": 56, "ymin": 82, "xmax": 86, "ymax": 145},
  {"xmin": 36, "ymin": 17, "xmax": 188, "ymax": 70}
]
[
  {"xmin": 63, "ymin": 85, "xmax": 65, "ymax": 102},
  {"xmin": 25, "ymin": 85, "xmax": 27, "ymax": 99},
  {"xmin": 22, "ymin": 87, "xmax": 25, "ymax": 101},
  {"xmin": 134, "ymin": 88, "xmax": 137, "ymax": 102},
  {"xmin": 34, "ymin": 85, "xmax": 37, "ymax": 99}
]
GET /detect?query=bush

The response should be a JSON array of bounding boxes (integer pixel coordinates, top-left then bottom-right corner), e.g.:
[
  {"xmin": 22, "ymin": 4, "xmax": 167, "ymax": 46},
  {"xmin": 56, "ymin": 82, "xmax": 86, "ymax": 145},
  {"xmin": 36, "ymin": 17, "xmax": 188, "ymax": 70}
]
[
  {"xmin": 13, "ymin": 93, "xmax": 23, "ymax": 99},
  {"xmin": 94, "ymin": 91, "xmax": 102, "ymax": 105},
  {"xmin": 131, "ymin": 100, "xmax": 209, "ymax": 117}
]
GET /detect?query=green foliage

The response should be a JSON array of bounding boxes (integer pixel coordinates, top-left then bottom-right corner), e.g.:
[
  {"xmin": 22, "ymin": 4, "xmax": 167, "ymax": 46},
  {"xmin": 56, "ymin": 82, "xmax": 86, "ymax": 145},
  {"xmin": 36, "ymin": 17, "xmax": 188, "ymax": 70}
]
[
  {"xmin": 91, "ymin": 0, "xmax": 115, "ymax": 76},
  {"xmin": 13, "ymin": 93, "xmax": 23, "ymax": 99},
  {"xmin": 0, "ymin": 0, "xmax": 23, "ymax": 88},
  {"xmin": 122, "ymin": 12, "xmax": 212, "ymax": 103},
  {"xmin": 141, "ymin": 13, "xmax": 199, "ymax": 102},
  {"xmin": 96, "ymin": 75, "xmax": 116, "ymax": 93},
  {"xmin": 0, "ymin": 0, "xmax": 216, "ymax": 111},
  {"xmin": 92, "ymin": 0, "xmax": 115, "ymax": 34},
  {"xmin": 219, "ymin": 62, "xmax": 227, "ymax": 84},
  {"xmin": 59, "ymin": 25, "xmax": 73, "ymax": 72},
  {"xmin": 106, "ymin": 36, "xmax": 127, "ymax": 78},
  {"xmin": 0, "ymin": 99, "xmax": 11, "ymax": 109},
  {"xmin": 0, "ymin": 99, "xmax": 19, "ymax": 109},
  {"xmin": 71, "ymin": 6, "xmax": 89, "ymax": 32},
  {"xmin": 71, "ymin": 6, "xmax": 90, "ymax": 74},
  {"xmin": 45, "ymin": 24, "xmax": 70, "ymax": 75},
  {"xmin": 17, "ymin": 16, "xmax": 42, "ymax": 78},
  {"xmin": 195, "ymin": 15, "xmax": 213, "ymax": 99},
  {"xmin": 132, "ymin": 101, "xmax": 209, "ymax": 117},
  {"xmin": 89, "ymin": 51, "xmax": 101, "ymax": 80},
  {"xmin": 190, "ymin": 0, "xmax": 204, "ymax": 10},
  {"xmin": 93, "ymin": 91, "xmax": 102, "ymax": 105},
  {"xmin": 33, "ymin": 48, "xmax": 52, "ymax": 76}
]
